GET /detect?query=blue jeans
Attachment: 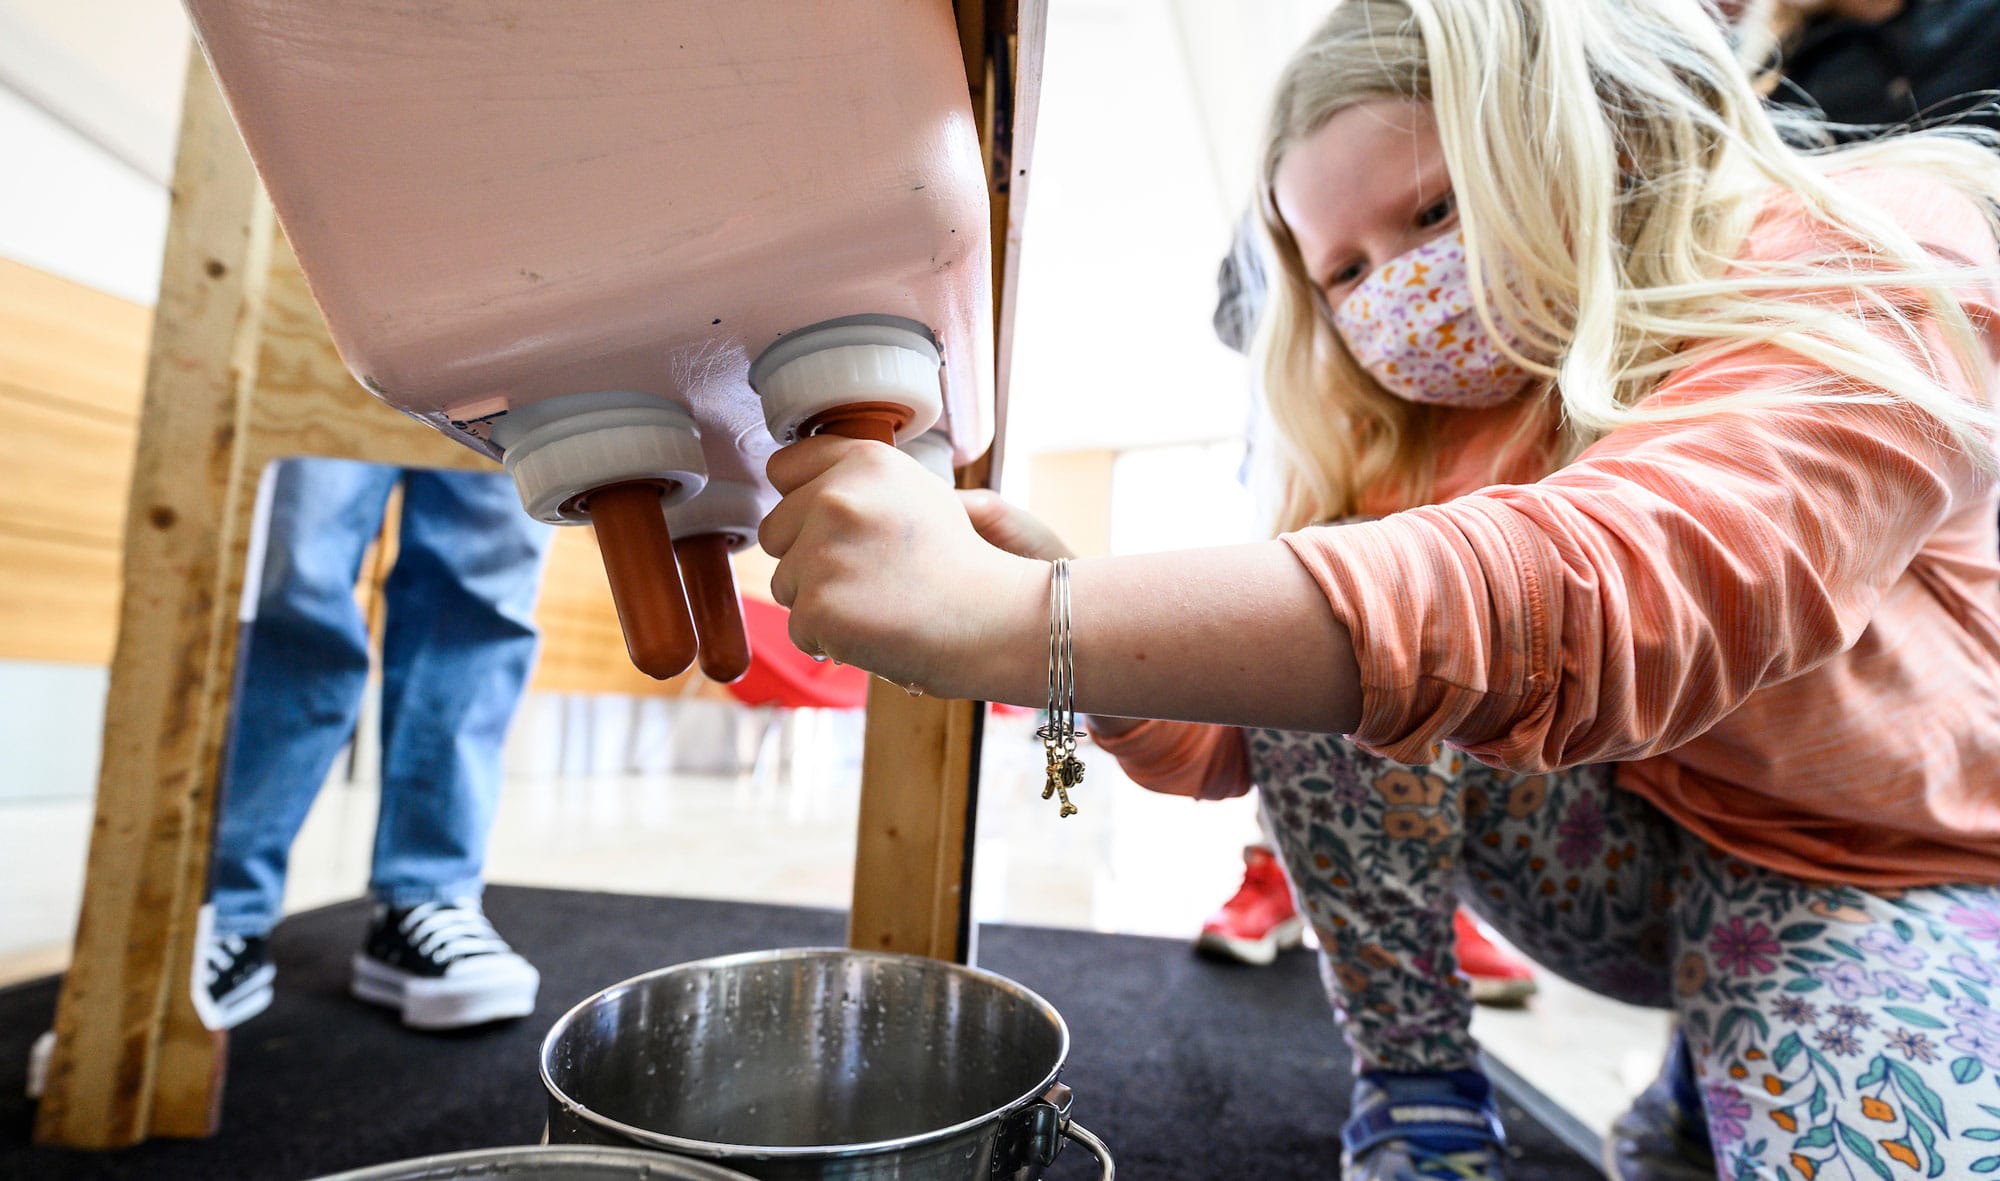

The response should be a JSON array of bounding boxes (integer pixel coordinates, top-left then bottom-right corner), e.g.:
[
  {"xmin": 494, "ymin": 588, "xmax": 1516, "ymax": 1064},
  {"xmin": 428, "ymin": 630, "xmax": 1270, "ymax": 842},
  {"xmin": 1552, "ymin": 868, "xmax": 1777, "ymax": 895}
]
[{"xmin": 211, "ymin": 459, "xmax": 551, "ymax": 937}]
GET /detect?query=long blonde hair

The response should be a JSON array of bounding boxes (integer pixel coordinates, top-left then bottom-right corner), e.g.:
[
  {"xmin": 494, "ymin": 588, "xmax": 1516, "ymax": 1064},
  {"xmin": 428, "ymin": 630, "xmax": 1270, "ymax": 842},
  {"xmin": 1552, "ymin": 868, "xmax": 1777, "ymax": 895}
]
[{"xmin": 1254, "ymin": 0, "xmax": 2000, "ymax": 532}]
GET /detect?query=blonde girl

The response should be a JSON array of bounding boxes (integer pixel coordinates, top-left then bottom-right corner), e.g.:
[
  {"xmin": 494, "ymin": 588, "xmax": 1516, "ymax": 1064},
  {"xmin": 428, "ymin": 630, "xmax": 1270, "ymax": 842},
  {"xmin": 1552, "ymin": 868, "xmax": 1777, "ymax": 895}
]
[{"xmin": 759, "ymin": 1, "xmax": 2000, "ymax": 1177}]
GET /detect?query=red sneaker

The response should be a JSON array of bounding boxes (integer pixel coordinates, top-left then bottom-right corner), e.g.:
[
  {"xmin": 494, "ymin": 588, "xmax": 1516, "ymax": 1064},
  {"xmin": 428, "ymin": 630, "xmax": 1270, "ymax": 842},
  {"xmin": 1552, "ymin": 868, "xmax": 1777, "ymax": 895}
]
[
  {"xmin": 1454, "ymin": 909, "xmax": 1538, "ymax": 1006},
  {"xmin": 1195, "ymin": 846, "xmax": 1305, "ymax": 965}
]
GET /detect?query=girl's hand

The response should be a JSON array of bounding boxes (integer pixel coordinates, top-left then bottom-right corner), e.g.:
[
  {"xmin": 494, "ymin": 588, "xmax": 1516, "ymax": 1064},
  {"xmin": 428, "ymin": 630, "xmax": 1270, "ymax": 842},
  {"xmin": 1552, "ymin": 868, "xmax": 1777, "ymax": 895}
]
[
  {"xmin": 957, "ymin": 489, "xmax": 1076, "ymax": 562},
  {"xmin": 761, "ymin": 437, "xmax": 1043, "ymax": 700}
]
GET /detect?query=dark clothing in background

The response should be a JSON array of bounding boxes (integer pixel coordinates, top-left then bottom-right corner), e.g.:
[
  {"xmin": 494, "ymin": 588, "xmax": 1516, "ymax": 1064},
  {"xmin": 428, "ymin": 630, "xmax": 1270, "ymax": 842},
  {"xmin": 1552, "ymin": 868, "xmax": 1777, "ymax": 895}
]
[
  {"xmin": 1774, "ymin": 0, "xmax": 2000, "ymax": 134},
  {"xmin": 1213, "ymin": 209, "xmax": 1267, "ymax": 358}
]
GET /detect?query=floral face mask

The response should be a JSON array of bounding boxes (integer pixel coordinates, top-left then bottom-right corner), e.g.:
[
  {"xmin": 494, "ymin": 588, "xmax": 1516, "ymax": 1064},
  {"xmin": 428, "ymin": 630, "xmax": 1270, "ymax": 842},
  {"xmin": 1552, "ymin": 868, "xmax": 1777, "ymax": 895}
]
[{"xmin": 1330, "ymin": 229, "xmax": 1533, "ymax": 408}]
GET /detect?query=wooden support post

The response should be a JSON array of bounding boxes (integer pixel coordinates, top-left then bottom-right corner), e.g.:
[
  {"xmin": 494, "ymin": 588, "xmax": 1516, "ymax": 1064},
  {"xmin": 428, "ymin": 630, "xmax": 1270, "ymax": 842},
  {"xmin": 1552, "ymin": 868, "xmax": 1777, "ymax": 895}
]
[
  {"xmin": 38, "ymin": 50, "xmax": 493, "ymax": 1147},
  {"xmin": 847, "ymin": 0, "xmax": 1044, "ymax": 963},
  {"xmin": 147, "ymin": 234, "xmax": 490, "ymax": 1138},
  {"xmin": 35, "ymin": 48, "xmax": 273, "ymax": 1148},
  {"xmin": 847, "ymin": 684, "xmax": 985, "ymax": 961}
]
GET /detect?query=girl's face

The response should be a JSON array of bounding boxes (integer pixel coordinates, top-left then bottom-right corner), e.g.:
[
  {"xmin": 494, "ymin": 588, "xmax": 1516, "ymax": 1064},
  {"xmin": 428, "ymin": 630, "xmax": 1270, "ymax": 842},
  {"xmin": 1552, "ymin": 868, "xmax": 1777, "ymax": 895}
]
[{"xmin": 1273, "ymin": 98, "xmax": 1458, "ymax": 316}]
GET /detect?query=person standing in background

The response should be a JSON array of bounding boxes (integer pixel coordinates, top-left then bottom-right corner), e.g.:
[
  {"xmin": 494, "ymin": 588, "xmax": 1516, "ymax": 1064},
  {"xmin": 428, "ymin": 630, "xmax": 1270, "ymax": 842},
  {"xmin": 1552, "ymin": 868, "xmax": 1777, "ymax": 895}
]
[
  {"xmin": 201, "ymin": 459, "xmax": 552, "ymax": 1032},
  {"xmin": 1750, "ymin": 0, "xmax": 2000, "ymax": 134}
]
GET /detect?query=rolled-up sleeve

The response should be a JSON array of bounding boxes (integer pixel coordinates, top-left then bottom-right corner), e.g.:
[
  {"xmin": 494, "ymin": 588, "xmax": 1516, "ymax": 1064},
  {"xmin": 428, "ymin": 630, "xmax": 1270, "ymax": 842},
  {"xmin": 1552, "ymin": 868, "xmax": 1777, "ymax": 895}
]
[
  {"xmin": 1089, "ymin": 719, "xmax": 1254, "ymax": 800},
  {"xmin": 1282, "ymin": 356, "xmax": 1977, "ymax": 772}
]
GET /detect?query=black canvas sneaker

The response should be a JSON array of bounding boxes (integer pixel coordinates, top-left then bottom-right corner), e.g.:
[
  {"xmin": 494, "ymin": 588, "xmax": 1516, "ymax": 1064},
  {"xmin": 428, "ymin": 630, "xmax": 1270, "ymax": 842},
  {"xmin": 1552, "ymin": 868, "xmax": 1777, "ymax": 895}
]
[
  {"xmin": 203, "ymin": 932, "xmax": 275, "ymax": 1030},
  {"xmin": 350, "ymin": 899, "xmax": 539, "ymax": 1030}
]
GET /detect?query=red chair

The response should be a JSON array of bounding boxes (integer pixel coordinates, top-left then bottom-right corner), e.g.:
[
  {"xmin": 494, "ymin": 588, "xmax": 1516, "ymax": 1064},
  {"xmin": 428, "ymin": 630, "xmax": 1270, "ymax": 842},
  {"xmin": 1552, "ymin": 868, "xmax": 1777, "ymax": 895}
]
[{"xmin": 725, "ymin": 596, "xmax": 870, "ymax": 711}]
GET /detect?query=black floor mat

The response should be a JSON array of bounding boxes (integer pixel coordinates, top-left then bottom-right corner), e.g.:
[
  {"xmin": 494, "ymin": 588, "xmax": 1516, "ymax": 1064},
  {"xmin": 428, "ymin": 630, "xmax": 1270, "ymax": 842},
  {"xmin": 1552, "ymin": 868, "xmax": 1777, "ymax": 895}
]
[{"xmin": 0, "ymin": 887, "xmax": 1600, "ymax": 1179}]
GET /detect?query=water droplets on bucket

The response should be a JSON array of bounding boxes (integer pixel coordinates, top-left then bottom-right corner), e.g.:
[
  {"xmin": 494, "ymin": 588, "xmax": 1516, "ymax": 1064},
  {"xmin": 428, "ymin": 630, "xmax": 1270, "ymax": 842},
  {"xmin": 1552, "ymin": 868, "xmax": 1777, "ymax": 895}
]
[{"xmin": 539, "ymin": 949, "xmax": 1111, "ymax": 1180}]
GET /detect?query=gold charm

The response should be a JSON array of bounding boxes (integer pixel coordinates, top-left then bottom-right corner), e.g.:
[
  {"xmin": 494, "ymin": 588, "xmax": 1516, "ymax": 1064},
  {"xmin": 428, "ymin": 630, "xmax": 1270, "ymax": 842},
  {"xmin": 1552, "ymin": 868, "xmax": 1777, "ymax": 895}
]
[
  {"xmin": 1042, "ymin": 751, "xmax": 1063, "ymax": 802},
  {"xmin": 1052, "ymin": 753, "xmax": 1083, "ymax": 818}
]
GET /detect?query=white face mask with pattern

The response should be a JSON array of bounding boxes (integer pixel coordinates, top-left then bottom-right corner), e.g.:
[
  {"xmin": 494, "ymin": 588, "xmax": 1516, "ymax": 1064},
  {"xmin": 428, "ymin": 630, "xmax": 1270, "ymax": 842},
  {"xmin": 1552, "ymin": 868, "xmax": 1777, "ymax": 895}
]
[{"xmin": 1330, "ymin": 230, "xmax": 1534, "ymax": 408}]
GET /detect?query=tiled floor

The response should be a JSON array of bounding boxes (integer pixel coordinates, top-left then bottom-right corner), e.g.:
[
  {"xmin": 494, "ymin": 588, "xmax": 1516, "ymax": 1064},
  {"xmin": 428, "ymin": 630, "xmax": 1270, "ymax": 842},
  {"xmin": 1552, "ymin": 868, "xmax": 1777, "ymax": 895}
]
[{"xmin": 0, "ymin": 702, "xmax": 1667, "ymax": 1142}]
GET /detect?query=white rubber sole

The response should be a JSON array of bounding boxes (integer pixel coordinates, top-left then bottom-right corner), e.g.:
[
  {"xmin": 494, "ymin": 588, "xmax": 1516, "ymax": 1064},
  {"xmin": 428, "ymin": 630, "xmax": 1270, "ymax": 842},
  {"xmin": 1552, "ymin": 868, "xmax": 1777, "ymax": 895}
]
[
  {"xmin": 213, "ymin": 965, "xmax": 277, "ymax": 1029},
  {"xmin": 351, "ymin": 953, "xmax": 539, "ymax": 1030},
  {"xmin": 1195, "ymin": 916, "xmax": 1307, "ymax": 966},
  {"xmin": 190, "ymin": 957, "xmax": 275, "ymax": 1033},
  {"xmin": 1467, "ymin": 974, "xmax": 1538, "ymax": 1007},
  {"xmin": 25, "ymin": 1030, "xmax": 53, "ymax": 1100}
]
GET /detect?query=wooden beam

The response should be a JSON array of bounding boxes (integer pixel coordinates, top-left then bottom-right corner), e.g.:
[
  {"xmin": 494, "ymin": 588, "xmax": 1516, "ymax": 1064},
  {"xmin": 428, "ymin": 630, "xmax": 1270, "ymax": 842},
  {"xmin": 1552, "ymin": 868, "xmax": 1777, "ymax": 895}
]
[
  {"xmin": 846, "ymin": 680, "xmax": 985, "ymax": 960},
  {"xmin": 36, "ymin": 47, "xmax": 273, "ymax": 1148},
  {"xmin": 847, "ymin": 0, "xmax": 1045, "ymax": 964},
  {"xmin": 991, "ymin": 0, "xmax": 1047, "ymax": 463}
]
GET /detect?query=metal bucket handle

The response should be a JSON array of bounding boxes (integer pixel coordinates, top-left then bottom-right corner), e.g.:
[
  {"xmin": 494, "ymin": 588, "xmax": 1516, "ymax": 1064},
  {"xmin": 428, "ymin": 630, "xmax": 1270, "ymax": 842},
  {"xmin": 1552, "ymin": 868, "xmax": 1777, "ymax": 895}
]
[
  {"xmin": 1062, "ymin": 1121, "xmax": 1115, "ymax": 1179},
  {"xmin": 1026, "ymin": 1083, "xmax": 1115, "ymax": 1179}
]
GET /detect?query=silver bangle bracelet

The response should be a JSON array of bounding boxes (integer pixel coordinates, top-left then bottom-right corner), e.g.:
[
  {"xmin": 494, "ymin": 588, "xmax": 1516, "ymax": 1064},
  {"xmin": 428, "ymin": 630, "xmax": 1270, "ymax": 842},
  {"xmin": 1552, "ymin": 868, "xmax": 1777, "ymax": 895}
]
[{"xmin": 1035, "ymin": 557, "xmax": 1083, "ymax": 818}]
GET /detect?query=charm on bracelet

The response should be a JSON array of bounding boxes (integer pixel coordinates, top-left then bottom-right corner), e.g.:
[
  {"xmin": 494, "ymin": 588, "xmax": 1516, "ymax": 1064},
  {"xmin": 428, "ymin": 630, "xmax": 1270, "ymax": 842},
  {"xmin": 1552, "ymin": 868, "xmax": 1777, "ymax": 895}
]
[{"xmin": 1037, "ymin": 558, "xmax": 1082, "ymax": 818}]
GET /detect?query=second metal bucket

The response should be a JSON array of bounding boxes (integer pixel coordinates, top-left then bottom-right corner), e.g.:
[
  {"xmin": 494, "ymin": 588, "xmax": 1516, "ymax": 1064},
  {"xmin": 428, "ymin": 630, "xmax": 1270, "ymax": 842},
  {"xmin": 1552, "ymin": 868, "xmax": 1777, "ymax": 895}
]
[{"xmin": 539, "ymin": 948, "xmax": 1112, "ymax": 1180}]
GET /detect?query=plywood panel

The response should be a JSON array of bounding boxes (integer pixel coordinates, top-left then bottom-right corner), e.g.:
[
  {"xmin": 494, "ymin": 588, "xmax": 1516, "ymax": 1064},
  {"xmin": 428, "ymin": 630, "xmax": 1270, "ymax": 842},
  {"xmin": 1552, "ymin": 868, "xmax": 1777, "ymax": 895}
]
[
  {"xmin": 529, "ymin": 525, "xmax": 731, "ymax": 699},
  {"xmin": 0, "ymin": 529, "xmax": 121, "ymax": 666},
  {"xmin": 0, "ymin": 257, "xmax": 149, "ymax": 421},
  {"xmin": 0, "ymin": 384, "xmax": 136, "ymax": 548},
  {"xmin": 0, "ymin": 261, "xmax": 148, "ymax": 668},
  {"xmin": 246, "ymin": 236, "xmax": 486, "ymax": 475}
]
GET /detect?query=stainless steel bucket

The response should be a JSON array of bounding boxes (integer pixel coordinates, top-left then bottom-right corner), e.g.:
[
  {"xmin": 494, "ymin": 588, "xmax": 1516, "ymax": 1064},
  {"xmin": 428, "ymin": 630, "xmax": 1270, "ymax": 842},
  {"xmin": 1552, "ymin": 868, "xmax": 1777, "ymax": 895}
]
[
  {"xmin": 310, "ymin": 1145, "xmax": 757, "ymax": 1179},
  {"xmin": 539, "ymin": 948, "xmax": 1112, "ymax": 1180}
]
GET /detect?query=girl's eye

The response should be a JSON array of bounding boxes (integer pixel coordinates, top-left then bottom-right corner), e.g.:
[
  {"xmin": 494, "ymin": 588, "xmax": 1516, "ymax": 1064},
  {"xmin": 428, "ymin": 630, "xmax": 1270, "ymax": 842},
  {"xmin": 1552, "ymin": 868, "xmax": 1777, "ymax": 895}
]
[
  {"xmin": 1324, "ymin": 260, "xmax": 1367, "ymax": 289},
  {"xmin": 1416, "ymin": 192, "xmax": 1457, "ymax": 229}
]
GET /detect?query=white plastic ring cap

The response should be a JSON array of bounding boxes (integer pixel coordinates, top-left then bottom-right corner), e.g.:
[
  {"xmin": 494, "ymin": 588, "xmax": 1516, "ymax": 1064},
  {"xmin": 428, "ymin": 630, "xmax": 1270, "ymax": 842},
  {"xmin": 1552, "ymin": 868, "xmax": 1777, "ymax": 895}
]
[
  {"xmin": 750, "ymin": 316, "xmax": 944, "ymax": 445},
  {"xmin": 899, "ymin": 430, "xmax": 956, "ymax": 482},
  {"xmin": 664, "ymin": 479, "xmax": 771, "ymax": 553},
  {"xmin": 499, "ymin": 398, "xmax": 708, "ymax": 525}
]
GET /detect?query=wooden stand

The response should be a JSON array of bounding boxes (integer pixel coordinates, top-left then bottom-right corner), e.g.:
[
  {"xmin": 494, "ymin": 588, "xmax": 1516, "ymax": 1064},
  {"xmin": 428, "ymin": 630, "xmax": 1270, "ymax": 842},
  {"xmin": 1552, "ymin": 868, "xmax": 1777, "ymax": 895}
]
[
  {"xmin": 36, "ymin": 0, "xmax": 1044, "ymax": 1149},
  {"xmin": 846, "ymin": 0, "xmax": 1044, "ymax": 964}
]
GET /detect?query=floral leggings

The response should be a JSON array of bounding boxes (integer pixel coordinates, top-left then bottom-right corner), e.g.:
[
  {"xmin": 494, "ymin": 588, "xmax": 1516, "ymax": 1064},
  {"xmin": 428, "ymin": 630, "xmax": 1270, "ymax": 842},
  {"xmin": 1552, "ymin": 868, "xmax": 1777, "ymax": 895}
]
[{"xmin": 1248, "ymin": 729, "xmax": 2000, "ymax": 1180}]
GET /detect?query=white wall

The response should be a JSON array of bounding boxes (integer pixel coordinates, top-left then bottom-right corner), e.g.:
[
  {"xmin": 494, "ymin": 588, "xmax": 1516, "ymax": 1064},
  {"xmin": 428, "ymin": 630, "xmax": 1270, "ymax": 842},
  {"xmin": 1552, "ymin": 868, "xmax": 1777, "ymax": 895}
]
[
  {"xmin": 0, "ymin": 3, "xmax": 184, "ymax": 803},
  {"xmin": 0, "ymin": 84, "xmax": 170, "ymax": 304},
  {"xmin": 0, "ymin": 0, "xmax": 188, "ymax": 181},
  {"xmin": 0, "ymin": 0, "xmax": 185, "ymax": 302},
  {"xmin": 1110, "ymin": 440, "xmax": 1260, "ymax": 556},
  {"xmin": 1005, "ymin": 0, "xmax": 1251, "ymax": 465},
  {"xmin": 0, "ymin": 664, "xmax": 107, "ymax": 803},
  {"xmin": 998, "ymin": 0, "xmax": 1335, "ymax": 513}
]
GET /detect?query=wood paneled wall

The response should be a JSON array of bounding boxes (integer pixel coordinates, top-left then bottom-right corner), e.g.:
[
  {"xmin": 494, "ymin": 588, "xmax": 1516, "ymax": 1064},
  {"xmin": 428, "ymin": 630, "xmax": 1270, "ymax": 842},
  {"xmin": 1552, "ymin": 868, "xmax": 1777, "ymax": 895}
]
[
  {"xmin": 0, "ymin": 258, "xmax": 148, "ymax": 666},
  {"xmin": 0, "ymin": 255, "xmax": 725, "ymax": 698}
]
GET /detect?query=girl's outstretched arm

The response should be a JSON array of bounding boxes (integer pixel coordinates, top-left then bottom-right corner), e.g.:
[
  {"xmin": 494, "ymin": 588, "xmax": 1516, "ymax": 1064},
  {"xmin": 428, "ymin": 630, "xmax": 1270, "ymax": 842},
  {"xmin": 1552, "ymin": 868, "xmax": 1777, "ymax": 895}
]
[{"xmin": 761, "ymin": 436, "xmax": 1362, "ymax": 735}]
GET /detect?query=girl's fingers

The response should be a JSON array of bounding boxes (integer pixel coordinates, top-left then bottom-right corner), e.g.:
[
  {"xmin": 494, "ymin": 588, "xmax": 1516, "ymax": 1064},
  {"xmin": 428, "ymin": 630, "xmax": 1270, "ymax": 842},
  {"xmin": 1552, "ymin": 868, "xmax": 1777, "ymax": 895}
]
[
  {"xmin": 785, "ymin": 606, "xmax": 818, "ymax": 659},
  {"xmin": 958, "ymin": 489, "xmax": 1010, "ymax": 538},
  {"xmin": 768, "ymin": 554, "xmax": 799, "ymax": 609},
  {"xmin": 758, "ymin": 488, "xmax": 807, "ymax": 560},
  {"xmin": 766, "ymin": 435, "xmax": 868, "ymax": 495},
  {"xmin": 759, "ymin": 463, "xmax": 849, "ymax": 560},
  {"xmin": 956, "ymin": 489, "xmax": 1073, "ymax": 561}
]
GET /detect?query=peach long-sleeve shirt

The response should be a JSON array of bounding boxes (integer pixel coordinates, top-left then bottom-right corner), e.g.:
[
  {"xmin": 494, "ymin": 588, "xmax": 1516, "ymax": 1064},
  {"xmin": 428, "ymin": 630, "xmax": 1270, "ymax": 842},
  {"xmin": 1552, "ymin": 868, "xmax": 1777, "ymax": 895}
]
[{"xmin": 1098, "ymin": 171, "xmax": 2000, "ymax": 888}]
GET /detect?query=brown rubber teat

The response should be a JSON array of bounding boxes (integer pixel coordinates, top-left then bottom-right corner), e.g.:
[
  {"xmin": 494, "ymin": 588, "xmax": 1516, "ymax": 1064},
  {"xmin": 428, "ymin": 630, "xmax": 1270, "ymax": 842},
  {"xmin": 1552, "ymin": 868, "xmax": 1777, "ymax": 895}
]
[
  {"xmin": 675, "ymin": 532, "xmax": 752, "ymax": 684},
  {"xmin": 585, "ymin": 481, "xmax": 698, "ymax": 679},
  {"xmin": 802, "ymin": 401, "xmax": 910, "ymax": 446}
]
